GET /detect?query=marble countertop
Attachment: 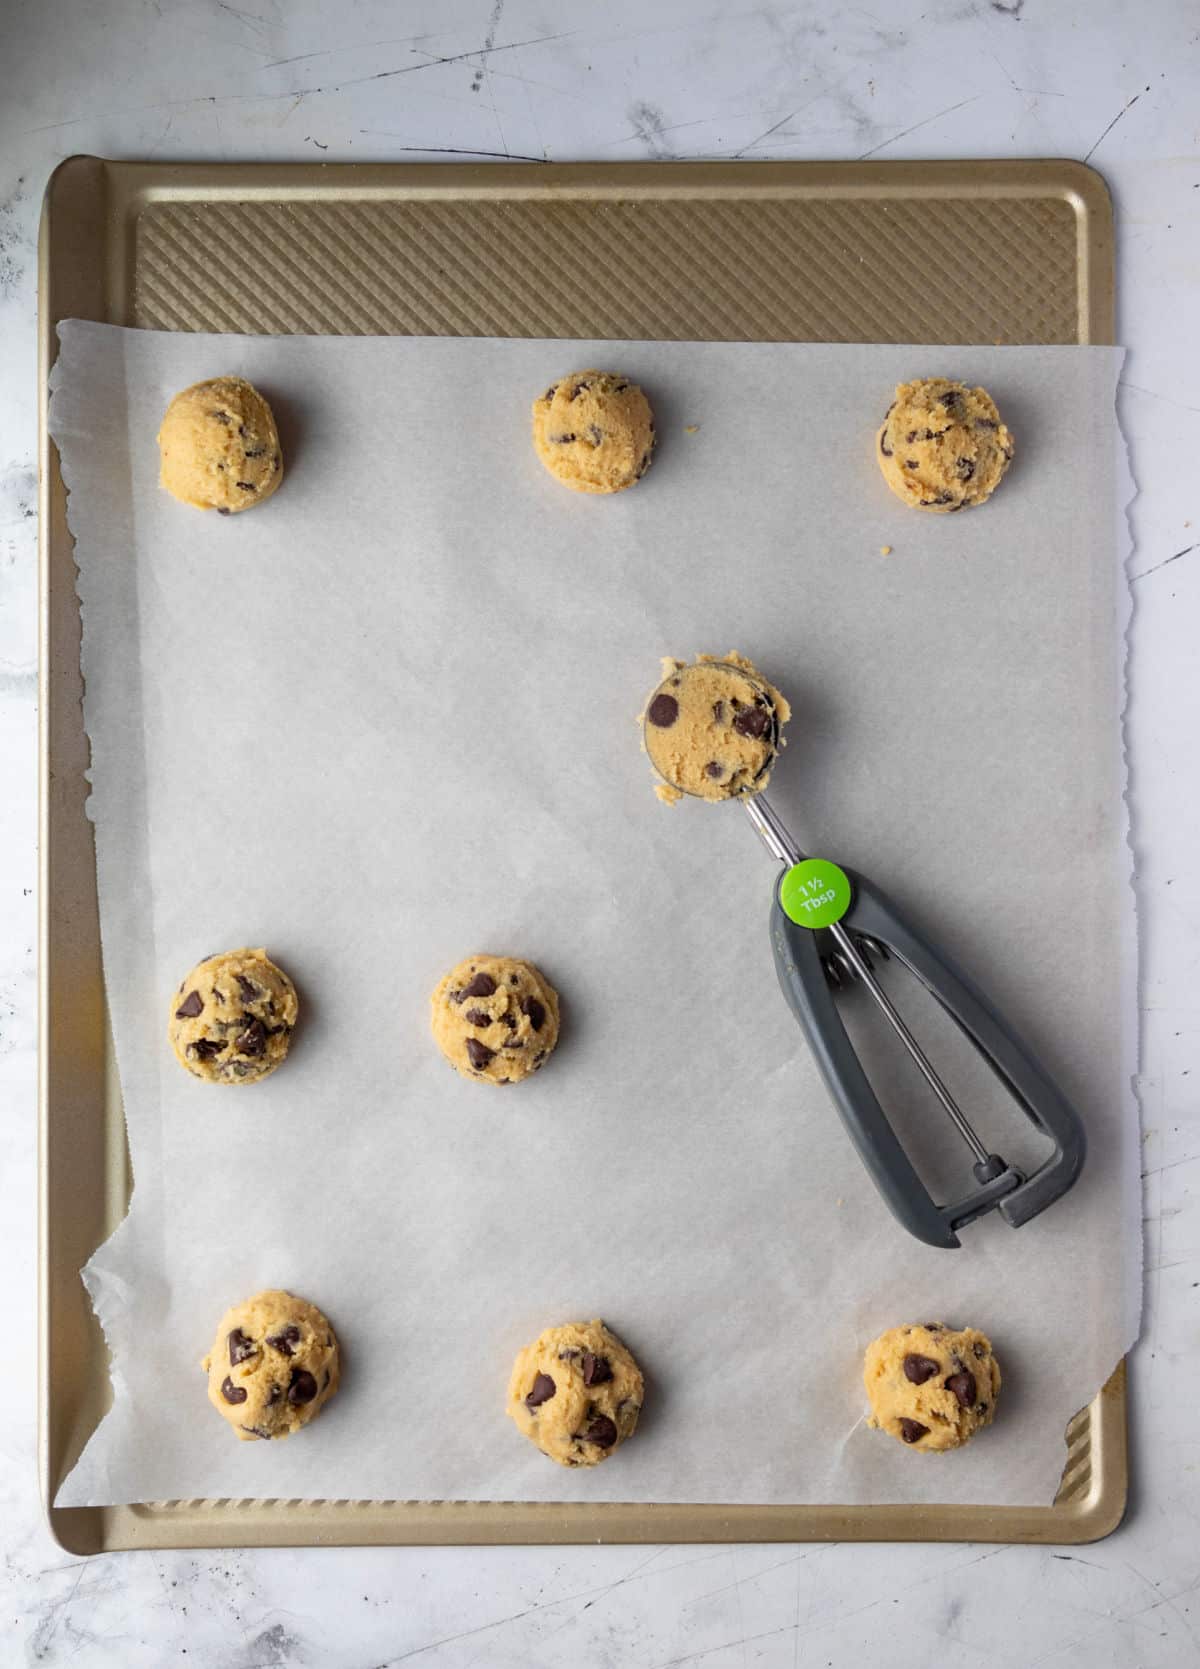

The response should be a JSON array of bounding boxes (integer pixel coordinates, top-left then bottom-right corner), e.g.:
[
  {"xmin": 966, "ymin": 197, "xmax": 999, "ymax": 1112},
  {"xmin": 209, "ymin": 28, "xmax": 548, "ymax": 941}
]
[{"xmin": 2, "ymin": 2, "xmax": 1197, "ymax": 1664}]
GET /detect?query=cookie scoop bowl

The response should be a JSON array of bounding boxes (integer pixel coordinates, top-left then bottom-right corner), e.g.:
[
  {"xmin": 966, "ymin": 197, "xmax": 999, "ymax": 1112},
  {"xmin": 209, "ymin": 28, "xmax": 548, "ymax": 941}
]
[{"xmin": 641, "ymin": 654, "xmax": 789, "ymax": 806}]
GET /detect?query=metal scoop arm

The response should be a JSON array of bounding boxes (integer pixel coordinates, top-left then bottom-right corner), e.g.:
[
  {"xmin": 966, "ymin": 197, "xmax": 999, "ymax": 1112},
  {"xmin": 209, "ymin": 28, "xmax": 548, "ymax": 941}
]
[{"xmin": 770, "ymin": 864, "xmax": 1086, "ymax": 1248}]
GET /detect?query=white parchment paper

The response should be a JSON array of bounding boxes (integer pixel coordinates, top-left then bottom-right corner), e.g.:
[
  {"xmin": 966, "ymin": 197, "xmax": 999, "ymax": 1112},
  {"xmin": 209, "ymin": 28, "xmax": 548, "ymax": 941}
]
[{"xmin": 50, "ymin": 323, "xmax": 1138, "ymax": 1508}]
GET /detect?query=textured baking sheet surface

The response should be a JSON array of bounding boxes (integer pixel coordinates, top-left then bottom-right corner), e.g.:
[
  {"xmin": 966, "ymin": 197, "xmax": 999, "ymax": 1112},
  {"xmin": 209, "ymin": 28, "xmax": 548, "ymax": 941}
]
[
  {"xmin": 39, "ymin": 159, "xmax": 1125, "ymax": 1549},
  {"xmin": 134, "ymin": 191, "xmax": 1087, "ymax": 344}
]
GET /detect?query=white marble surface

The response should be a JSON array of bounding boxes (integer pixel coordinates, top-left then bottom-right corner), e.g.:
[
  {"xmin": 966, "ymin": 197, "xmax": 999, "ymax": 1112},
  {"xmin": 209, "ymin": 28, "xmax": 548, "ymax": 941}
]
[{"xmin": 1, "ymin": 1, "xmax": 1197, "ymax": 1663}]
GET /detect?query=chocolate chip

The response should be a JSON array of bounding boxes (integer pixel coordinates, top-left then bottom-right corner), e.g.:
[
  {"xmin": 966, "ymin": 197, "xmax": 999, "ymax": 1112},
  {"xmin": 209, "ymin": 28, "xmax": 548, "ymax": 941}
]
[
  {"xmin": 945, "ymin": 1369, "xmax": 977, "ymax": 1409},
  {"xmin": 266, "ymin": 1324, "xmax": 301, "ymax": 1356},
  {"xmin": 899, "ymin": 1418, "xmax": 929, "ymax": 1443},
  {"xmin": 272, "ymin": 453, "xmax": 280, "ymax": 471},
  {"xmin": 976, "ymin": 416, "xmax": 997, "ymax": 431},
  {"xmin": 322, "ymin": 1369, "xmax": 330, "ymax": 1390},
  {"xmin": 558, "ymin": 1347, "xmax": 581, "ymax": 1361},
  {"xmin": 704, "ymin": 761, "xmax": 723, "ymax": 779},
  {"xmin": 175, "ymin": 990, "xmax": 203, "ymax": 1019},
  {"xmin": 903, "ymin": 1353, "xmax": 940, "ymax": 1385},
  {"xmin": 235, "ymin": 974, "xmax": 259, "ymax": 1001},
  {"xmin": 582, "ymin": 1352, "xmax": 612, "ymax": 1386},
  {"xmin": 228, "ymin": 1328, "xmax": 256, "ymax": 1366},
  {"xmin": 614, "ymin": 382, "xmax": 628, "ymax": 393},
  {"xmin": 941, "ymin": 389, "xmax": 962, "ymax": 408},
  {"xmin": 221, "ymin": 1376, "xmax": 247, "ymax": 1405},
  {"xmin": 243, "ymin": 1424, "xmax": 273, "ymax": 1439},
  {"xmin": 217, "ymin": 507, "xmax": 231, "ymax": 516},
  {"xmin": 243, "ymin": 446, "xmax": 266, "ymax": 459},
  {"xmin": 525, "ymin": 1372, "xmax": 556, "ymax": 1408},
  {"xmin": 235, "ymin": 481, "xmax": 257, "ymax": 492},
  {"xmin": 211, "ymin": 410, "xmax": 230, "ymax": 424},
  {"xmin": 1001, "ymin": 445, "xmax": 1013, "ymax": 461},
  {"xmin": 921, "ymin": 491, "xmax": 956, "ymax": 506},
  {"xmin": 712, "ymin": 699, "xmax": 727, "ymax": 722},
  {"xmin": 464, "ymin": 1008, "xmax": 492, "ymax": 1027},
  {"xmin": 581, "ymin": 1415, "xmax": 618, "ymax": 1448},
  {"xmin": 520, "ymin": 995, "xmax": 545, "ymax": 1032},
  {"xmin": 466, "ymin": 1037, "xmax": 494, "ymax": 1070},
  {"xmin": 190, "ymin": 1037, "xmax": 226, "ymax": 1061},
  {"xmin": 571, "ymin": 381, "xmax": 590, "ymax": 398},
  {"xmin": 234, "ymin": 1018, "xmax": 266, "ymax": 1057},
  {"xmin": 903, "ymin": 459, "xmax": 918, "ymax": 469},
  {"xmin": 906, "ymin": 429, "xmax": 918, "ymax": 443},
  {"xmin": 647, "ymin": 692, "xmax": 679, "ymax": 728},
  {"xmin": 287, "ymin": 1368, "xmax": 318, "ymax": 1405},
  {"xmin": 588, "ymin": 424, "xmax": 603, "ymax": 446},
  {"xmin": 732, "ymin": 705, "xmax": 770, "ymax": 739},
  {"xmin": 879, "ymin": 430, "xmax": 893, "ymax": 457},
  {"xmin": 956, "ymin": 457, "xmax": 976, "ymax": 480},
  {"xmin": 461, "ymin": 972, "xmax": 497, "ymax": 1000},
  {"xmin": 543, "ymin": 385, "xmax": 558, "ymax": 401},
  {"xmin": 549, "ymin": 432, "xmax": 576, "ymax": 444},
  {"xmin": 924, "ymin": 1324, "xmax": 943, "ymax": 1332},
  {"xmin": 267, "ymin": 1384, "xmax": 282, "ymax": 1405},
  {"xmin": 973, "ymin": 1342, "xmax": 987, "ymax": 1359}
]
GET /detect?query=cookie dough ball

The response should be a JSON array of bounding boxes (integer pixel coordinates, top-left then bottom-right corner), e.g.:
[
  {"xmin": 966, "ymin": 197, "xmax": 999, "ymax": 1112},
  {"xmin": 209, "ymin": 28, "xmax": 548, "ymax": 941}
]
[
  {"xmin": 157, "ymin": 376, "xmax": 283, "ymax": 513},
  {"xmin": 877, "ymin": 378, "xmax": 1013, "ymax": 513},
  {"xmin": 202, "ymin": 1289, "xmax": 340, "ymax": 1441},
  {"xmin": 507, "ymin": 1320, "xmax": 644, "ymax": 1466},
  {"xmin": 168, "ymin": 947, "xmax": 298, "ymax": 1085},
  {"xmin": 642, "ymin": 652, "xmax": 791, "ymax": 805},
  {"xmin": 430, "ymin": 954, "xmax": 559, "ymax": 1085},
  {"xmin": 532, "ymin": 371, "xmax": 654, "ymax": 494},
  {"xmin": 864, "ymin": 1322, "xmax": 1001, "ymax": 1452}
]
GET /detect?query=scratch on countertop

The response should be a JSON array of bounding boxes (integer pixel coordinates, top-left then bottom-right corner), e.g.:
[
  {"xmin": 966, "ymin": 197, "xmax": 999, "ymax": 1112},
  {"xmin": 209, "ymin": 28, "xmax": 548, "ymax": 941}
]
[
  {"xmin": 1131, "ymin": 543, "xmax": 1196, "ymax": 583},
  {"xmin": 1119, "ymin": 378, "xmax": 1200, "ymax": 415},
  {"xmin": 357, "ymin": 136, "xmax": 547, "ymax": 162},
  {"xmin": 23, "ymin": 32, "xmax": 576, "ymax": 131},
  {"xmin": 857, "ymin": 95, "xmax": 980, "ymax": 160},
  {"xmin": 1084, "ymin": 86, "xmax": 1150, "ymax": 164}
]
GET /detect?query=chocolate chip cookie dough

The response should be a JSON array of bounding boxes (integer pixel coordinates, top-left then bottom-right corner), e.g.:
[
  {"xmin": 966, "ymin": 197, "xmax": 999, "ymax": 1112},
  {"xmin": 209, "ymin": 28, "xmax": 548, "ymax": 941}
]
[
  {"xmin": 203, "ymin": 1289, "xmax": 340, "ymax": 1441},
  {"xmin": 642, "ymin": 652, "xmax": 791, "ymax": 805},
  {"xmin": 157, "ymin": 376, "xmax": 283, "ymax": 513},
  {"xmin": 168, "ymin": 948, "xmax": 298, "ymax": 1084},
  {"xmin": 532, "ymin": 371, "xmax": 654, "ymax": 494},
  {"xmin": 507, "ymin": 1320, "xmax": 644, "ymax": 1466},
  {"xmin": 430, "ymin": 954, "xmax": 560, "ymax": 1085},
  {"xmin": 877, "ymin": 377, "xmax": 1013, "ymax": 513},
  {"xmin": 864, "ymin": 1322, "xmax": 1001, "ymax": 1452}
]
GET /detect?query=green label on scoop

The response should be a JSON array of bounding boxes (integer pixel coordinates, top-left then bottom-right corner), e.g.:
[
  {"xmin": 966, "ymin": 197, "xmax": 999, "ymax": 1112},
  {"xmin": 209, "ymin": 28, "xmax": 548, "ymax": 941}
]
[{"xmin": 780, "ymin": 859, "xmax": 852, "ymax": 929}]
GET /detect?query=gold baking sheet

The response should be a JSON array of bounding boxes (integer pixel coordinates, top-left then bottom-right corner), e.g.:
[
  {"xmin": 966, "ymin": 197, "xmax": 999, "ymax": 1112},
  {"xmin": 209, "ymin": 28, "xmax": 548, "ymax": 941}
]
[{"xmin": 38, "ymin": 156, "xmax": 1123, "ymax": 1554}]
